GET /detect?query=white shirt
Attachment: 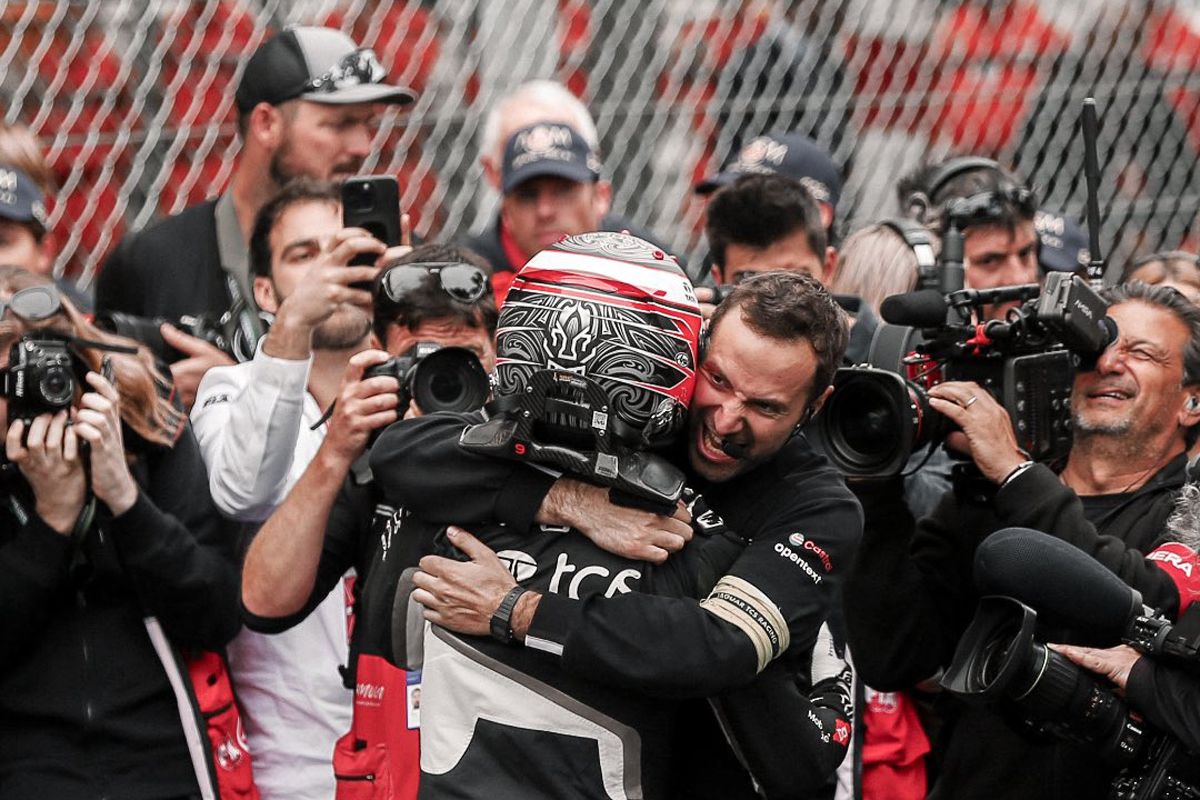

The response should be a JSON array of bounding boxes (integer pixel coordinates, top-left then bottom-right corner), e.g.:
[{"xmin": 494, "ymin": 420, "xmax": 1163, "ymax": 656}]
[{"xmin": 192, "ymin": 346, "xmax": 352, "ymax": 800}]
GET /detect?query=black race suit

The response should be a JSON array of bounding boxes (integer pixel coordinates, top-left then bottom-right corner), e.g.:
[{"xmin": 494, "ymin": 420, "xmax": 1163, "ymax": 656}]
[{"xmin": 368, "ymin": 411, "xmax": 863, "ymax": 799}]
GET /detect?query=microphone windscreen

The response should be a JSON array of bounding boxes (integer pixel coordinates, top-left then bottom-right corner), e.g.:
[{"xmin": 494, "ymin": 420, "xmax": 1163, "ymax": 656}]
[
  {"xmin": 974, "ymin": 527, "xmax": 1142, "ymax": 643},
  {"xmin": 880, "ymin": 290, "xmax": 949, "ymax": 327}
]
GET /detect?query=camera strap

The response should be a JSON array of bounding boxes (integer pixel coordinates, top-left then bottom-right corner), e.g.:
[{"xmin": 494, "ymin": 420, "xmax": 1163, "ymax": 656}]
[
  {"xmin": 8, "ymin": 492, "xmax": 97, "ymax": 556},
  {"xmin": 215, "ymin": 193, "xmax": 265, "ymax": 360}
]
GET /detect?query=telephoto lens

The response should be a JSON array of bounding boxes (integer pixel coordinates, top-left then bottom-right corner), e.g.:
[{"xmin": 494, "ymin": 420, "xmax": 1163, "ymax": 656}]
[
  {"xmin": 364, "ymin": 343, "xmax": 490, "ymax": 415},
  {"xmin": 409, "ymin": 347, "xmax": 490, "ymax": 413}
]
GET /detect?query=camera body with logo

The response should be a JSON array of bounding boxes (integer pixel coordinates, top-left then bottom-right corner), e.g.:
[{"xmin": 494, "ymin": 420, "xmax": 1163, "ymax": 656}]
[{"xmin": 2, "ymin": 335, "xmax": 81, "ymax": 422}]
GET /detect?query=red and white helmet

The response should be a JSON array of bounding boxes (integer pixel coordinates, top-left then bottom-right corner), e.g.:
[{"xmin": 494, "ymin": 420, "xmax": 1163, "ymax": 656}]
[{"xmin": 495, "ymin": 232, "xmax": 702, "ymax": 447}]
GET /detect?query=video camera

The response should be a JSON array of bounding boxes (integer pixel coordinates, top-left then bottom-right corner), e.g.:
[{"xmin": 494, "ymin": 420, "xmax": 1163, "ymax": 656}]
[
  {"xmin": 812, "ymin": 271, "xmax": 1118, "ymax": 477},
  {"xmin": 941, "ymin": 529, "xmax": 1200, "ymax": 800},
  {"xmin": 363, "ymin": 341, "xmax": 490, "ymax": 415}
]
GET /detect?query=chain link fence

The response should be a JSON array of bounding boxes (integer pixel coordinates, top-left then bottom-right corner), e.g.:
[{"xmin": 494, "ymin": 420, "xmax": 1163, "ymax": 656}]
[{"xmin": 2, "ymin": 0, "xmax": 1198, "ymax": 288}]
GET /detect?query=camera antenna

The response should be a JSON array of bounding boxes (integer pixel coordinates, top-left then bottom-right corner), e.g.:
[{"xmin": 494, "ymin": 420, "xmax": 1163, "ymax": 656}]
[{"xmin": 1081, "ymin": 98, "xmax": 1106, "ymax": 289}]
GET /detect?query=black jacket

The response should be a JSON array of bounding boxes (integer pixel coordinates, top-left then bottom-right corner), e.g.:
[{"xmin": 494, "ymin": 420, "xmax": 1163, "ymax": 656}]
[
  {"xmin": 0, "ymin": 425, "xmax": 242, "ymax": 800},
  {"xmin": 96, "ymin": 200, "xmax": 230, "ymax": 321},
  {"xmin": 368, "ymin": 412, "xmax": 863, "ymax": 799},
  {"xmin": 844, "ymin": 456, "xmax": 1190, "ymax": 800},
  {"xmin": 1127, "ymin": 654, "xmax": 1200, "ymax": 756}
]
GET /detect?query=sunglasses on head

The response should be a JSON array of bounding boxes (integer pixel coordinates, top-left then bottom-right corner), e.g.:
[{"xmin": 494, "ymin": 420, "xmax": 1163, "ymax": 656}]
[
  {"xmin": 302, "ymin": 48, "xmax": 387, "ymax": 94},
  {"xmin": 0, "ymin": 285, "xmax": 61, "ymax": 323},
  {"xmin": 380, "ymin": 262, "xmax": 489, "ymax": 304}
]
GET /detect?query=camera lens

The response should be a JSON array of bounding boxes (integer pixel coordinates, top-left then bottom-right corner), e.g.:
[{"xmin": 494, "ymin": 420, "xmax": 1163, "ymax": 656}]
[
  {"xmin": 817, "ymin": 367, "xmax": 940, "ymax": 477},
  {"xmin": 428, "ymin": 371, "xmax": 466, "ymax": 406},
  {"xmin": 411, "ymin": 347, "xmax": 490, "ymax": 413},
  {"xmin": 38, "ymin": 364, "xmax": 74, "ymax": 407}
]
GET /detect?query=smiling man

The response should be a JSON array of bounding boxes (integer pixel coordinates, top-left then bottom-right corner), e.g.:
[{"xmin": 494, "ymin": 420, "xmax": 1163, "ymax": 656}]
[{"xmin": 844, "ymin": 279, "xmax": 1200, "ymax": 800}]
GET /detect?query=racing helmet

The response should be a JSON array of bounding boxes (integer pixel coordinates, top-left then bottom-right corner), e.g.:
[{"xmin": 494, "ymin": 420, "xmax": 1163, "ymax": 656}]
[{"xmin": 495, "ymin": 231, "xmax": 702, "ymax": 447}]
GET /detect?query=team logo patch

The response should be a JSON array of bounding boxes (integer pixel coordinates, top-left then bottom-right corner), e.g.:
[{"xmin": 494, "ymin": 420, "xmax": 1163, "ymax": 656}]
[
  {"xmin": 201, "ymin": 392, "xmax": 231, "ymax": 408},
  {"xmin": 497, "ymin": 550, "xmax": 538, "ymax": 582},
  {"xmin": 785, "ymin": 532, "xmax": 833, "ymax": 573}
]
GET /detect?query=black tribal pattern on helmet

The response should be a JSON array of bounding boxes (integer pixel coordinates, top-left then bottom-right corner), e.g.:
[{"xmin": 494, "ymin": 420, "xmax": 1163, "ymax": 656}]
[{"xmin": 495, "ymin": 232, "xmax": 701, "ymax": 446}]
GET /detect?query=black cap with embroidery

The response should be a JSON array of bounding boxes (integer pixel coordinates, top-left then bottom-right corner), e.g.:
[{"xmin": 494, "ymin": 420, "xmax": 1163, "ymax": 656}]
[
  {"xmin": 501, "ymin": 122, "xmax": 602, "ymax": 194},
  {"xmin": 235, "ymin": 26, "xmax": 416, "ymax": 113},
  {"xmin": 1035, "ymin": 209, "xmax": 1090, "ymax": 273},
  {"xmin": 696, "ymin": 131, "xmax": 842, "ymax": 209}
]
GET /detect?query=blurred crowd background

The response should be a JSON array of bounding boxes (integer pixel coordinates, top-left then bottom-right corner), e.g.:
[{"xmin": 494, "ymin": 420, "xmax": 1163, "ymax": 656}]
[{"xmin": 3, "ymin": 0, "xmax": 1199, "ymax": 287}]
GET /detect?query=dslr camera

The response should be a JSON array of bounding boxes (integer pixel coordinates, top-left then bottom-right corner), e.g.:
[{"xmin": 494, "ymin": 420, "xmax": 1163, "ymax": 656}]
[
  {"xmin": 813, "ymin": 271, "xmax": 1117, "ymax": 477},
  {"xmin": 364, "ymin": 341, "xmax": 490, "ymax": 415},
  {"xmin": 94, "ymin": 308, "xmax": 260, "ymax": 365},
  {"xmin": 2, "ymin": 335, "xmax": 83, "ymax": 422}
]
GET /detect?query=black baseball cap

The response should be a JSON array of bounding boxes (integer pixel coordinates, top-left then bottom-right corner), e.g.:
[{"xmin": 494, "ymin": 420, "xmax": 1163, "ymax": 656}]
[
  {"xmin": 501, "ymin": 122, "xmax": 602, "ymax": 194},
  {"xmin": 696, "ymin": 131, "xmax": 842, "ymax": 209},
  {"xmin": 236, "ymin": 26, "xmax": 416, "ymax": 113},
  {"xmin": 1035, "ymin": 209, "xmax": 1090, "ymax": 272},
  {"xmin": 0, "ymin": 164, "xmax": 48, "ymax": 232}
]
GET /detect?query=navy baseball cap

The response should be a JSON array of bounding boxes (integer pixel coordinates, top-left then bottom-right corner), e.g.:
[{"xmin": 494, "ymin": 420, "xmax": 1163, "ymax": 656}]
[
  {"xmin": 501, "ymin": 122, "xmax": 602, "ymax": 194},
  {"xmin": 0, "ymin": 164, "xmax": 48, "ymax": 232},
  {"xmin": 1035, "ymin": 209, "xmax": 1090, "ymax": 272},
  {"xmin": 236, "ymin": 26, "xmax": 416, "ymax": 113},
  {"xmin": 696, "ymin": 131, "xmax": 842, "ymax": 209}
]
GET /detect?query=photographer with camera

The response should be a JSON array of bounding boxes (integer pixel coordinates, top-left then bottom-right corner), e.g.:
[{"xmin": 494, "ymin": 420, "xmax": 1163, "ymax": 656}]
[
  {"xmin": 369, "ymin": 251, "xmax": 862, "ymax": 799},
  {"xmin": 188, "ymin": 178, "xmax": 418, "ymax": 800},
  {"xmin": 238, "ymin": 245, "xmax": 494, "ymax": 800},
  {"xmin": 0, "ymin": 266, "xmax": 241, "ymax": 798},
  {"xmin": 843, "ymin": 281, "xmax": 1200, "ymax": 799}
]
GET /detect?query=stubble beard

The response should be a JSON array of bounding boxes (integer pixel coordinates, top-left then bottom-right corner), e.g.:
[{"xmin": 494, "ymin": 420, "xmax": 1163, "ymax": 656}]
[{"xmin": 312, "ymin": 306, "xmax": 372, "ymax": 351}]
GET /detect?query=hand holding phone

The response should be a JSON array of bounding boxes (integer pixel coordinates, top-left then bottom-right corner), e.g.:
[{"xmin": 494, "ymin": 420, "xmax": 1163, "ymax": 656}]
[{"xmin": 342, "ymin": 176, "xmax": 402, "ymax": 269}]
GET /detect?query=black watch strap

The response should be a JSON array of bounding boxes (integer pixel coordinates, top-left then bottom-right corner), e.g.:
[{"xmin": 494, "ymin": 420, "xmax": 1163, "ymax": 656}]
[{"xmin": 490, "ymin": 586, "xmax": 529, "ymax": 645}]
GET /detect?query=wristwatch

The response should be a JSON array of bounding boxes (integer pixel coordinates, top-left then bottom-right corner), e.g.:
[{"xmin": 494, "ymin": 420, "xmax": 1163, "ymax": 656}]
[{"xmin": 490, "ymin": 586, "xmax": 529, "ymax": 645}]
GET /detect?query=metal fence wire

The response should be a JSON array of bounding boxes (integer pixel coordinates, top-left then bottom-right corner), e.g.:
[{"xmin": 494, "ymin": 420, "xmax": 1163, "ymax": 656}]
[{"xmin": 2, "ymin": 0, "xmax": 1198, "ymax": 288}]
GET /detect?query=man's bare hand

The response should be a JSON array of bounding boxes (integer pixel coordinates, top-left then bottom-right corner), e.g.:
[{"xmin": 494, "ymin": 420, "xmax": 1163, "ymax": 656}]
[
  {"xmin": 928, "ymin": 380, "xmax": 1027, "ymax": 484},
  {"xmin": 538, "ymin": 478, "xmax": 693, "ymax": 563},
  {"xmin": 160, "ymin": 324, "xmax": 235, "ymax": 411},
  {"xmin": 321, "ymin": 349, "xmax": 400, "ymax": 463},
  {"xmin": 1049, "ymin": 643, "xmax": 1141, "ymax": 691},
  {"xmin": 413, "ymin": 527, "xmax": 519, "ymax": 636}
]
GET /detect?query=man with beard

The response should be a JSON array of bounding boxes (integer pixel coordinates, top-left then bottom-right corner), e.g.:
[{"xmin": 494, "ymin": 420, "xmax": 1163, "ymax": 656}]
[
  {"xmin": 843, "ymin": 281, "xmax": 1200, "ymax": 799},
  {"xmin": 190, "ymin": 179, "xmax": 410, "ymax": 800},
  {"xmin": 97, "ymin": 26, "xmax": 415, "ymax": 409}
]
